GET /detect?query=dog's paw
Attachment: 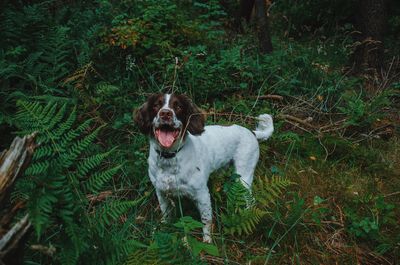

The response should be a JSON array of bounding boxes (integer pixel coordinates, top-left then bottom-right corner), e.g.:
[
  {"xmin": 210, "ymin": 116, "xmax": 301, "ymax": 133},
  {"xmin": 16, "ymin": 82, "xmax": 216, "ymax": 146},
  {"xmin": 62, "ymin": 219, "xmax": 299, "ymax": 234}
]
[{"xmin": 202, "ymin": 234, "xmax": 212, "ymax": 243}]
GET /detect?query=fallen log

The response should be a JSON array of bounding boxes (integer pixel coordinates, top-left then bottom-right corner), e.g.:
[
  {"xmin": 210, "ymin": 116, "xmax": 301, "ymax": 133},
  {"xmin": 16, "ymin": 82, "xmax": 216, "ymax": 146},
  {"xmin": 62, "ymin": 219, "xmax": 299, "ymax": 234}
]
[{"xmin": 0, "ymin": 133, "xmax": 36, "ymax": 265}]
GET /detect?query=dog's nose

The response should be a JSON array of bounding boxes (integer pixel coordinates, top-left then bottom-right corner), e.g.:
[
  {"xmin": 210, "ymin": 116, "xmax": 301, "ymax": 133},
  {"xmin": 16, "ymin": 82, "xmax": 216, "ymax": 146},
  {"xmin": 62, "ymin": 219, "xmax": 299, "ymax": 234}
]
[{"xmin": 159, "ymin": 109, "xmax": 172, "ymax": 121}]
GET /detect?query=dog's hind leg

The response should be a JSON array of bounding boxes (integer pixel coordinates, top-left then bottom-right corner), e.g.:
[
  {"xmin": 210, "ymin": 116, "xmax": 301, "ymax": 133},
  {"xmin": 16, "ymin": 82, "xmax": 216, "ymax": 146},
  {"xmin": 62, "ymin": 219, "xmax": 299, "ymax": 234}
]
[{"xmin": 233, "ymin": 137, "xmax": 260, "ymax": 189}]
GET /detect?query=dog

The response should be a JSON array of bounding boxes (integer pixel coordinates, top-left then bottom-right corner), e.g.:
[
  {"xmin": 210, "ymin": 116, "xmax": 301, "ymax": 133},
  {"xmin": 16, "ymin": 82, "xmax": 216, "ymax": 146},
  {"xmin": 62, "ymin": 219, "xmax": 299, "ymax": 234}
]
[{"xmin": 134, "ymin": 93, "xmax": 273, "ymax": 243}]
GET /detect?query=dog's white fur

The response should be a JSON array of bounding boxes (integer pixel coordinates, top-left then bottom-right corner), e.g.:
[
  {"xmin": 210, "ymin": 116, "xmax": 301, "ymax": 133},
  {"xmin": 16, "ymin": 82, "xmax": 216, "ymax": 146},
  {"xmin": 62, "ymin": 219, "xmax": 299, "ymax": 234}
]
[{"xmin": 146, "ymin": 94, "xmax": 274, "ymax": 243}]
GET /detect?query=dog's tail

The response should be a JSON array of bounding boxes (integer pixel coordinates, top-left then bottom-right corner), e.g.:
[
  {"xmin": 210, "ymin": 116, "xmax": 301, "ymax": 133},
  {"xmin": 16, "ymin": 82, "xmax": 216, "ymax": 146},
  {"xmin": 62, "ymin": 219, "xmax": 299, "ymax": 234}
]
[{"xmin": 253, "ymin": 114, "xmax": 274, "ymax": 141}]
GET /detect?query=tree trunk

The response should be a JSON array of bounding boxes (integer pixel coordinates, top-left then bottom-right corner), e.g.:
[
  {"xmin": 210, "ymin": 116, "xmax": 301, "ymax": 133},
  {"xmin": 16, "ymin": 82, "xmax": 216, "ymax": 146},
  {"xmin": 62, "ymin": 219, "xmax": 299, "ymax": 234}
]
[
  {"xmin": 233, "ymin": 0, "xmax": 255, "ymax": 32},
  {"xmin": 0, "ymin": 133, "xmax": 36, "ymax": 265},
  {"xmin": 352, "ymin": 0, "xmax": 387, "ymax": 73},
  {"xmin": 254, "ymin": 0, "xmax": 273, "ymax": 54},
  {"xmin": 239, "ymin": 0, "xmax": 255, "ymax": 23}
]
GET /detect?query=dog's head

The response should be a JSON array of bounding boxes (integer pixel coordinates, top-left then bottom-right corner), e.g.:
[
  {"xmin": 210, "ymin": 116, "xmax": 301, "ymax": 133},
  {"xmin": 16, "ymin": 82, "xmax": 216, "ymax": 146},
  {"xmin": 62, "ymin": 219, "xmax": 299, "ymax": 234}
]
[{"xmin": 134, "ymin": 93, "xmax": 205, "ymax": 149}]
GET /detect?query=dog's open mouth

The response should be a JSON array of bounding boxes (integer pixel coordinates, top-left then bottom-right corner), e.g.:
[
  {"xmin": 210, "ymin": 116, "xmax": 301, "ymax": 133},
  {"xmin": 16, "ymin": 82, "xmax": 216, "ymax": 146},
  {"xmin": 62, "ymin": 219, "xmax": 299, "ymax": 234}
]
[{"xmin": 154, "ymin": 125, "xmax": 181, "ymax": 148}]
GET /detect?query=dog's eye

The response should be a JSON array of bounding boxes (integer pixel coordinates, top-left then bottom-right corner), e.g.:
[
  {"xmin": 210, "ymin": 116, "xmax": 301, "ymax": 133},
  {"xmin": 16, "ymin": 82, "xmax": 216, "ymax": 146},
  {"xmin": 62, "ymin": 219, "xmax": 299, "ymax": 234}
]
[
  {"xmin": 153, "ymin": 105, "xmax": 160, "ymax": 112},
  {"xmin": 173, "ymin": 102, "xmax": 182, "ymax": 111},
  {"xmin": 153, "ymin": 101, "xmax": 163, "ymax": 111}
]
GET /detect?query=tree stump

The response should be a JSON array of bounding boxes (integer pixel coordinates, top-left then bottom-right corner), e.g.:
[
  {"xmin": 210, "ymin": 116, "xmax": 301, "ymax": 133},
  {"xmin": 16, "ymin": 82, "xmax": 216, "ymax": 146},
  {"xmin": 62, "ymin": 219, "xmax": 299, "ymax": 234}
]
[{"xmin": 0, "ymin": 133, "xmax": 36, "ymax": 265}]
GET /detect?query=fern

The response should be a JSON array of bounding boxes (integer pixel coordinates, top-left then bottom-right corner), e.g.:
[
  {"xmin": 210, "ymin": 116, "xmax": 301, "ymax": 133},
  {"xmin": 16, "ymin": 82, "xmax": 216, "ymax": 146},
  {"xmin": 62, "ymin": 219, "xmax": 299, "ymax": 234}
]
[
  {"xmin": 38, "ymin": 26, "xmax": 72, "ymax": 88},
  {"xmin": 222, "ymin": 208, "xmax": 266, "ymax": 236},
  {"xmin": 12, "ymin": 100, "xmax": 132, "ymax": 265},
  {"xmin": 125, "ymin": 249, "xmax": 160, "ymax": 265},
  {"xmin": 222, "ymin": 175, "xmax": 293, "ymax": 236},
  {"xmin": 62, "ymin": 63, "xmax": 95, "ymax": 89},
  {"xmin": 124, "ymin": 233, "xmax": 185, "ymax": 265},
  {"xmin": 75, "ymin": 149, "xmax": 115, "ymax": 177},
  {"xmin": 124, "ymin": 216, "xmax": 218, "ymax": 265},
  {"xmin": 253, "ymin": 175, "xmax": 294, "ymax": 207},
  {"xmin": 225, "ymin": 178, "xmax": 255, "ymax": 211},
  {"xmin": 96, "ymin": 199, "xmax": 145, "ymax": 229}
]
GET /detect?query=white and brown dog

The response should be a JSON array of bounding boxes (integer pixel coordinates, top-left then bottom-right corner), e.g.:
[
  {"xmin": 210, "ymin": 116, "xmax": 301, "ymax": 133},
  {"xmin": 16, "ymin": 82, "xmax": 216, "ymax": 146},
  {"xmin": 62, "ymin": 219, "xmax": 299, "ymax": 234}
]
[{"xmin": 134, "ymin": 93, "xmax": 273, "ymax": 242}]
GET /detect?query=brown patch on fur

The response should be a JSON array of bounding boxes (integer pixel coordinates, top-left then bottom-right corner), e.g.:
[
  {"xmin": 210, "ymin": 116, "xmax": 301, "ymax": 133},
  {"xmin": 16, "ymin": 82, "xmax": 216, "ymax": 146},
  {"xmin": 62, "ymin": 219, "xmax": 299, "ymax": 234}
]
[
  {"xmin": 175, "ymin": 94, "xmax": 205, "ymax": 135},
  {"xmin": 133, "ymin": 93, "xmax": 163, "ymax": 134}
]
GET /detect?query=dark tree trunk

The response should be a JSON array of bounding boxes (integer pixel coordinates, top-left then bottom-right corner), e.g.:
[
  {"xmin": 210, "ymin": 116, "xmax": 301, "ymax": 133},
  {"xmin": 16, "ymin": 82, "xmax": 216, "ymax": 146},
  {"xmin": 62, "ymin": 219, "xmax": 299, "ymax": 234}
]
[
  {"xmin": 254, "ymin": 0, "xmax": 273, "ymax": 54},
  {"xmin": 233, "ymin": 0, "xmax": 255, "ymax": 32},
  {"xmin": 239, "ymin": 0, "xmax": 255, "ymax": 22},
  {"xmin": 352, "ymin": 0, "xmax": 387, "ymax": 73}
]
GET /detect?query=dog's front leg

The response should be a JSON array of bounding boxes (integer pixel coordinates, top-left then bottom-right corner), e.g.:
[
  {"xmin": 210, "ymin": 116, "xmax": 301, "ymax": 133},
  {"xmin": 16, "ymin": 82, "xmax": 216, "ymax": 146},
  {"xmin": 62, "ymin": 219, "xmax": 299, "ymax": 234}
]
[
  {"xmin": 156, "ymin": 189, "xmax": 172, "ymax": 222},
  {"xmin": 194, "ymin": 188, "xmax": 212, "ymax": 243}
]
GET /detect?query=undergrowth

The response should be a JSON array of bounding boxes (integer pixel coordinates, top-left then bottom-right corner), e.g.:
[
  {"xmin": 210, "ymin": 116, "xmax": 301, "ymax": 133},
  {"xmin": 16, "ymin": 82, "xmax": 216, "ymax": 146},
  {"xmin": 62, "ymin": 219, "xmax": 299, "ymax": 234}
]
[{"xmin": 0, "ymin": 0, "xmax": 399, "ymax": 264}]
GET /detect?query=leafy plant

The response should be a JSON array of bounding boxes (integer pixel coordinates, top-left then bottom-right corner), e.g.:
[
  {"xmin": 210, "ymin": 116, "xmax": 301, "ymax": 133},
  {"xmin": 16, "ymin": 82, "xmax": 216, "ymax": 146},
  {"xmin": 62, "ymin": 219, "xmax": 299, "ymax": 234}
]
[
  {"xmin": 345, "ymin": 196, "xmax": 396, "ymax": 240},
  {"xmin": 338, "ymin": 89, "xmax": 394, "ymax": 128},
  {"xmin": 124, "ymin": 216, "xmax": 218, "ymax": 265},
  {"xmin": 221, "ymin": 174, "xmax": 294, "ymax": 236},
  {"xmin": 253, "ymin": 175, "xmax": 293, "ymax": 207},
  {"xmin": 12, "ymin": 100, "xmax": 142, "ymax": 265}
]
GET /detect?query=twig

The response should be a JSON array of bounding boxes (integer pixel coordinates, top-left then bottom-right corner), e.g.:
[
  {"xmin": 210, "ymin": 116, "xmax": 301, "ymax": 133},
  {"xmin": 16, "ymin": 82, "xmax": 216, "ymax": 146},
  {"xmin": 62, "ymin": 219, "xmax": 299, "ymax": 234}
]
[
  {"xmin": 383, "ymin": 191, "xmax": 400, "ymax": 198},
  {"xmin": 257, "ymin": 94, "xmax": 284, "ymax": 101},
  {"xmin": 277, "ymin": 114, "xmax": 315, "ymax": 129},
  {"xmin": 30, "ymin": 244, "xmax": 56, "ymax": 256}
]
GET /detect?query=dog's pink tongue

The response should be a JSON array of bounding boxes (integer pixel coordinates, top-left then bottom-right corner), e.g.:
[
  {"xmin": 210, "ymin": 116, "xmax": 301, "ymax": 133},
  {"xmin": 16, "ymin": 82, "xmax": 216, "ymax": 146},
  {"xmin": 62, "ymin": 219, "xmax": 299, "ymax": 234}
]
[{"xmin": 157, "ymin": 130, "xmax": 176, "ymax": 148}]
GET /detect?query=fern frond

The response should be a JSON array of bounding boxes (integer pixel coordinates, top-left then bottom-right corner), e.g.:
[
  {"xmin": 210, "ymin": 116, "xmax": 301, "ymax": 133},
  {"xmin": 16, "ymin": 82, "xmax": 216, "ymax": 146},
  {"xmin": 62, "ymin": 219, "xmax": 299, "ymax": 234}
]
[
  {"xmin": 45, "ymin": 103, "xmax": 67, "ymax": 131},
  {"xmin": 14, "ymin": 101, "xmax": 70, "ymax": 145},
  {"xmin": 97, "ymin": 198, "xmax": 145, "ymax": 228},
  {"xmin": 222, "ymin": 208, "xmax": 266, "ymax": 236},
  {"xmin": 32, "ymin": 145, "xmax": 54, "ymax": 160},
  {"xmin": 63, "ymin": 220, "xmax": 88, "ymax": 253},
  {"xmin": 62, "ymin": 63, "xmax": 95, "ymax": 89},
  {"xmin": 53, "ymin": 119, "xmax": 93, "ymax": 161},
  {"xmin": 154, "ymin": 233, "xmax": 185, "ymax": 265},
  {"xmin": 15, "ymin": 100, "xmax": 44, "ymax": 133},
  {"xmin": 68, "ymin": 125, "xmax": 103, "ymax": 159},
  {"xmin": 75, "ymin": 149, "xmax": 114, "ymax": 177},
  {"xmin": 24, "ymin": 160, "xmax": 50, "ymax": 176},
  {"xmin": 11, "ymin": 178, "xmax": 34, "ymax": 202},
  {"xmin": 253, "ymin": 176, "xmax": 293, "ymax": 207},
  {"xmin": 85, "ymin": 165, "xmax": 121, "ymax": 193},
  {"xmin": 53, "ymin": 107, "xmax": 77, "ymax": 138},
  {"xmin": 39, "ymin": 26, "xmax": 72, "ymax": 85},
  {"xmin": 125, "ymin": 249, "xmax": 160, "ymax": 265},
  {"xmin": 226, "ymin": 180, "xmax": 254, "ymax": 211},
  {"xmin": 59, "ymin": 246, "xmax": 79, "ymax": 265},
  {"xmin": 28, "ymin": 190, "xmax": 58, "ymax": 237},
  {"xmin": 24, "ymin": 52, "xmax": 44, "ymax": 77}
]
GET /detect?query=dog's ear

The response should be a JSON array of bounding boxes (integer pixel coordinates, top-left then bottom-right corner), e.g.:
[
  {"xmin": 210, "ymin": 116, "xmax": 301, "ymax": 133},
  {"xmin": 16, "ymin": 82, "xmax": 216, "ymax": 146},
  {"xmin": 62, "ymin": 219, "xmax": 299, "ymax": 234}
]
[
  {"xmin": 179, "ymin": 94, "xmax": 205, "ymax": 135},
  {"xmin": 134, "ymin": 94, "xmax": 159, "ymax": 135},
  {"xmin": 134, "ymin": 102, "xmax": 152, "ymax": 134}
]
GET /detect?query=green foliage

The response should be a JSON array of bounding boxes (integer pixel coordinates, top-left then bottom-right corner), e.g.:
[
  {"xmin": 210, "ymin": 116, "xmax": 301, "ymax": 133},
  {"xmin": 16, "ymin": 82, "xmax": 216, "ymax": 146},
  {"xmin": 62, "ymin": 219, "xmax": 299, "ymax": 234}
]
[
  {"xmin": 253, "ymin": 176, "xmax": 293, "ymax": 207},
  {"xmin": 345, "ymin": 196, "xmax": 396, "ymax": 241},
  {"xmin": 13, "ymin": 100, "xmax": 140, "ymax": 265},
  {"xmin": 337, "ymin": 89, "xmax": 395, "ymax": 128},
  {"xmin": 343, "ymin": 195, "xmax": 400, "ymax": 259},
  {"xmin": 124, "ymin": 216, "xmax": 218, "ymax": 265},
  {"xmin": 222, "ymin": 207, "xmax": 266, "ymax": 236},
  {"xmin": 273, "ymin": 0, "xmax": 355, "ymax": 35},
  {"xmin": 224, "ymin": 174, "xmax": 255, "ymax": 210},
  {"xmin": 221, "ymin": 176, "xmax": 258, "ymax": 236},
  {"xmin": 221, "ymin": 174, "xmax": 294, "ymax": 236}
]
